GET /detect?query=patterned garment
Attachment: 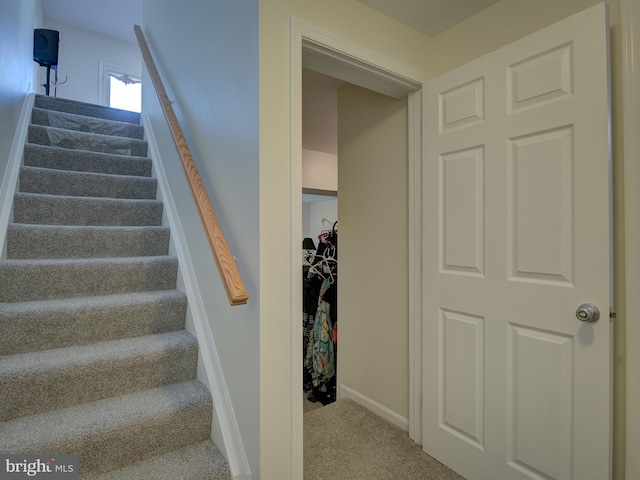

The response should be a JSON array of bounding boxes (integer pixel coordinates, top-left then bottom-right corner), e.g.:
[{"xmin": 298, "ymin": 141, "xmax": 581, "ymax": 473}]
[
  {"xmin": 305, "ymin": 277, "xmax": 335, "ymax": 392},
  {"xmin": 302, "ymin": 270, "xmax": 321, "ymax": 360}
]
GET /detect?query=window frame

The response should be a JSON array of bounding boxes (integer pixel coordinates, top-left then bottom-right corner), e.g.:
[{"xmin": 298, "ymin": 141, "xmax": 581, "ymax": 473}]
[{"xmin": 98, "ymin": 62, "xmax": 142, "ymax": 112}]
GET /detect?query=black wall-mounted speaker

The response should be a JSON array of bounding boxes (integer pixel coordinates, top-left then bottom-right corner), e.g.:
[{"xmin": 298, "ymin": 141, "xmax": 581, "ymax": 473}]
[{"xmin": 33, "ymin": 29, "xmax": 59, "ymax": 67}]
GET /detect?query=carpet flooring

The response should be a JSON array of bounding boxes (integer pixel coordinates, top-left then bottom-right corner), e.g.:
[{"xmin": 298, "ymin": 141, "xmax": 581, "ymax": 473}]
[
  {"xmin": 304, "ymin": 399, "xmax": 465, "ymax": 480},
  {"xmin": 0, "ymin": 94, "xmax": 229, "ymax": 479}
]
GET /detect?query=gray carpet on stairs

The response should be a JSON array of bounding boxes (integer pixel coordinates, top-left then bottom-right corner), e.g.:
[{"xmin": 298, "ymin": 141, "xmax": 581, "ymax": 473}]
[
  {"xmin": 24, "ymin": 144, "xmax": 153, "ymax": 176},
  {"xmin": 13, "ymin": 192, "xmax": 164, "ymax": 226},
  {"xmin": 7, "ymin": 224, "xmax": 171, "ymax": 259},
  {"xmin": 20, "ymin": 165, "xmax": 158, "ymax": 199},
  {"xmin": 0, "ymin": 95, "xmax": 229, "ymax": 479}
]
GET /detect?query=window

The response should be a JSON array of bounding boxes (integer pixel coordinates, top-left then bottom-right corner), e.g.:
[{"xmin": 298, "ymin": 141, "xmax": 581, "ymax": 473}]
[
  {"xmin": 108, "ymin": 74, "xmax": 141, "ymax": 112},
  {"xmin": 99, "ymin": 62, "xmax": 142, "ymax": 113}
]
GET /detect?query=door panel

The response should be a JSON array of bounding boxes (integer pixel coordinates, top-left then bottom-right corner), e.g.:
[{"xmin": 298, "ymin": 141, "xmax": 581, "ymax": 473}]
[{"xmin": 422, "ymin": 4, "xmax": 612, "ymax": 480}]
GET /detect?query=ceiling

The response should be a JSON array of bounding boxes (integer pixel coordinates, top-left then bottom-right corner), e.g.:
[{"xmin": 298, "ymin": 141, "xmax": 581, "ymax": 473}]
[
  {"xmin": 41, "ymin": 0, "xmax": 142, "ymax": 44},
  {"xmin": 358, "ymin": 0, "xmax": 500, "ymax": 37},
  {"xmin": 40, "ymin": 0, "xmax": 499, "ymax": 44},
  {"xmin": 41, "ymin": 0, "xmax": 500, "ymax": 165}
]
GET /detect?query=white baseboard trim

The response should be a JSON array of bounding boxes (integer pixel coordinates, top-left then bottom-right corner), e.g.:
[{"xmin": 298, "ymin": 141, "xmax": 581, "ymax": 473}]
[
  {"xmin": 0, "ymin": 92, "xmax": 34, "ymax": 258},
  {"xmin": 339, "ymin": 384, "xmax": 409, "ymax": 432},
  {"xmin": 142, "ymin": 113, "xmax": 251, "ymax": 480}
]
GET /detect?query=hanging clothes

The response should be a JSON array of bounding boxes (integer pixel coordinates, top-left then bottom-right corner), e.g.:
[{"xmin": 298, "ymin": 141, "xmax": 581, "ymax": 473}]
[
  {"xmin": 303, "ymin": 266, "xmax": 322, "ymax": 398},
  {"xmin": 305, "ymin": 277, "xmax": 335, "ymax": 403},
  {"xmin": 303, "ymin": 220, "xmax": 338, "ymax": 404}
]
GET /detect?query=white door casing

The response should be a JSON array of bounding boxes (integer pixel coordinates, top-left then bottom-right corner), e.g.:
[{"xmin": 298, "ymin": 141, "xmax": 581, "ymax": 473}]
[
  {"xmin": 289, "ymin": 17, "xmax": 426, "ymax": 480},
  {"xmin": 422, "ymin": 4, "xmax": 612, "ymax": 480}
]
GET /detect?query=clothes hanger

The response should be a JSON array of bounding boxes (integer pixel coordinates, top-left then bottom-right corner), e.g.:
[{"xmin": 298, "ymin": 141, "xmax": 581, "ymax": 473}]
[
  {"xmin": 309, "ymin": 258, "xmax": 337, "ymax": 284},
  {"xmin": 321, "ymin": 218, "xmax": 333, "ymax": 230},
  {"xmin": 309, "ymin": 245, "xmax": 337, "ymax": 283}
]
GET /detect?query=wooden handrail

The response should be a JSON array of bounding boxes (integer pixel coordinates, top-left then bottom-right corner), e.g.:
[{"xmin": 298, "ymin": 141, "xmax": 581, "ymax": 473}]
[{"xmin": 134, "ymin": 25, "xmax": 248, "ymax": 306}]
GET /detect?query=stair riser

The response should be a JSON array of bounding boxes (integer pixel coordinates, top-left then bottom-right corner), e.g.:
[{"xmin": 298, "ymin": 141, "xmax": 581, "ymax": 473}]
[
  {"xmin": 31, "ymin": 108, "xmax": 144, "ymax": 139},
  {"xmin": 24, "ymin": 144, "xmax": 152, "ymax": 177},
  {"xmin": 13, "ymin": 194, "xmax": 164, "ymax": 227},
  {"xmin": 7, "ymin": 225, "xmax": 170, "ymax": 259},
  {"xmin": 34, "ymin": 95, "xmax": 141, "ymax": 124},
  {"xmin": 0, "ymin": 258, "xmax": 178, "ymax": 302},
  {"xmin": 87, "ymin": 441, "xmax": 231, "ymax": 480},
  {"xmin": 28, "ymin": 125, "xmax": 148, "ymax": 157},
  {"xmin": 7, "ymin": 399, "xmax": 212, "ymax": 476},
  {"xmin": 0, "ymin": 340, "xmax": 198, "ymax": 421},
  {"xmin": 0, "ymin": 292, "xmax": 188, "ymax": 355},
  {"xmin": 84, "ymin": 402, "xmax": 212, "ymax": 476},
  {"xmin": 19, "ymin": 167, "xmax": 158, "ymax": 200}
]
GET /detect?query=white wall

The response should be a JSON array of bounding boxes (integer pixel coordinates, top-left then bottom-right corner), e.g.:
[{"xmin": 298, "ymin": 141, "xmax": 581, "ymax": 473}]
[
  {"xmin": 142, "ymin": 0, "xmax": 260, "ymax": 477},
  {"xmin": 306, "ymin": 200, "xmax": 338, "ymax": 241},
  {"xmin": 302, "ymin": 203, "xmax": 311, "ymax": 243},
  {"xmin": 0, "ymin": 0, "xmax": 35, "ymax": 184},
  {"xmin": 39, "ymin": 19, "xmax": 141, "ymax": 104},
  {"xmin": 302, "ymin": 199, "xmax": 338, "ymax": 270},
  {"xmin": 32, "ymin": 0, "xmax": 45, "ymax": 91}
]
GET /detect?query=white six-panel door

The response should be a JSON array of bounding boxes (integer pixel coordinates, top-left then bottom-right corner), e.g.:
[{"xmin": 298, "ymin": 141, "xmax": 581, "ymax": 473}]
[{"xmin": 422, "ymin": 4, "xmax": 612, "ymax": 479}]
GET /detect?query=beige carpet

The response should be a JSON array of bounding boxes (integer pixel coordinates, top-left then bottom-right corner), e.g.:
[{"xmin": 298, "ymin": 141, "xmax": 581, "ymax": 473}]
[
  {"xmin": 304, "ymin": 393, "xmax": 324, "ymax": 414},
  {"xmin": 304, "ymin": 398, "xmax": 465, "ymax": 480}
]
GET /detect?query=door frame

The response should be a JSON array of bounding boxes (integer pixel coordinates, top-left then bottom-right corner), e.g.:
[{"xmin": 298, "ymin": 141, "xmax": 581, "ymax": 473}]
[
  {"xmin": 622, "ymin": 0, "xmax": 640, "ymax": 477},
  {"xmin": 289, "ymin": 17, "xmax": 427, "ymax": 479}
]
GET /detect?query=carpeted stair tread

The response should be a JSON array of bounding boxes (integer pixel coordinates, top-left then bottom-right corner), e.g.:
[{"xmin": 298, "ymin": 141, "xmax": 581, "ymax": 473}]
[
  {"xmin": 13, "ymin": 192, "xmax": 163, "ymax": 226},
  {"xmin": 31, "ymin": 108, "xmax": 144, "ymax": 139},
  {"xmin": 7, "ymin": 224, "xmax": 170, "ymax": 259},
  {"xmin": 24, "ymin": 144, "xmax": 152, "ymax": 177},
  {"xmin": 0, "ymin": 290, "xmax": 188, "ymax": 355},
  {"xmin": 88, "ymin": 440, "xmax": 230, "ymax": 480},
  {"xmin": 0, "ymin": 380, "xmax": 213, "ymax": 476},
  {"xmin": 28, "ymin": 124, "xmax": 148, "ymax": 157},
  {"xmin": 35, "ymin": 94, "xmax": 141, "ymax": 124},
  {"xmin": 0, "ymin": 256, "xmax": 178, "ymax": 302},
  {"xmin": 19, "ymin": 166, "xmax": 158, "ymax": 199},
  {"xmin": 0, "ymin": 331, "xmax": 199, "ymax": 421},
  {"xmin": 0, "ymin": 96, "xmax": 227, "ymax": 477}
]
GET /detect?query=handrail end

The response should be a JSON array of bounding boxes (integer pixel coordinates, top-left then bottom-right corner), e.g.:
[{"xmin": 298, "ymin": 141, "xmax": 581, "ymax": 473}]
[{"xmin": 230, "ymin": 295, "xmax": 249, "ymax": 307}]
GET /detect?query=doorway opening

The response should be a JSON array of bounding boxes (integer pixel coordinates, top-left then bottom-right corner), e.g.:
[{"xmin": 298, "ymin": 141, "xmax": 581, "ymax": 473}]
[
  {"xmin": 302, "ymin": 68, "xmax": 341, "ymax": 410},
  {"xmin": 291, "ymin": 18, "xmax": 425, "ymax": 478}
]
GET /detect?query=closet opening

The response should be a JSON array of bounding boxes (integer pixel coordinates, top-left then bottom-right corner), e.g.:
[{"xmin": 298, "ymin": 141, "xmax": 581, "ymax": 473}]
[
  {"xmin": 302, "ymin": 69, "xmax": 341, "ymax": 411},
  {"xmin": 301, "ymin": 66, "xmax": 413, "ymax": 421},
  {"xmin": 291, "ymin": 23, "xmax": 425, "ymax": 477}
]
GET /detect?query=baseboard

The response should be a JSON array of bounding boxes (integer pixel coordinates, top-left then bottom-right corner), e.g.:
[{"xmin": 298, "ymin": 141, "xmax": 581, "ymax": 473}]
[
  {"xmin": 339, "ymin": 384, "xmax": 409, "ymax": 432},
  {"xmin": 0, "ymin": 92, "xmax": 34, "ymax": 258},
  {"xmin": 142, "ymin": 113, "xmax": 251, "ymax": 480}
]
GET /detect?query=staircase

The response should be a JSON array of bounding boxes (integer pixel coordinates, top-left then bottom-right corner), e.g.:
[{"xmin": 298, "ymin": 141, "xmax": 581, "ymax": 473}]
[{"xmin": 0, "ymin": 95, "xmax": 230, "ymax": 479}]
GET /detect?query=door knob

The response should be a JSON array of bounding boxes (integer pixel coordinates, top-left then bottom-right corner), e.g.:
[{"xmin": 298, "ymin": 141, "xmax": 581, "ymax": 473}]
[{"xmin": 576, "ymin": 303, "xmax": 600, "ymax": 323}]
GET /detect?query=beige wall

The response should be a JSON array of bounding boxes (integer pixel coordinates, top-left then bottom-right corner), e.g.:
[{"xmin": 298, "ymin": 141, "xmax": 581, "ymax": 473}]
[
  {"xmin": 259, "ymin": 2, "xmax": 430, "ymax": 478},
  {"xmin": 261, "ymin": 0, "xmax": 626, "ymax": 478},
  {"xmin": 428, "ymin": 1, "xmax": 625, "ymax": 477},
  {"xmin": 337, "ymin": 84, "xmax": 409, "ymax": 417}
]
